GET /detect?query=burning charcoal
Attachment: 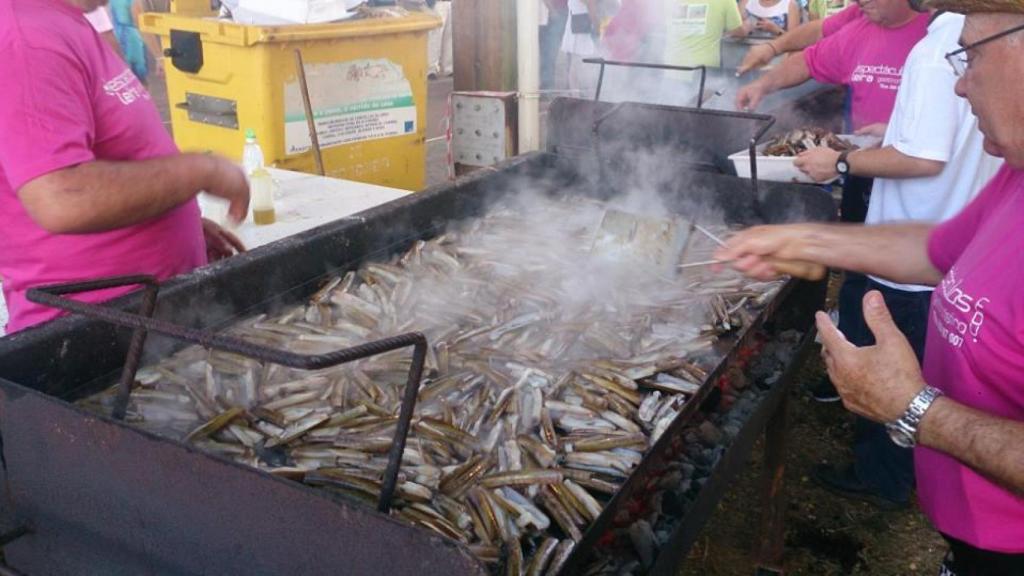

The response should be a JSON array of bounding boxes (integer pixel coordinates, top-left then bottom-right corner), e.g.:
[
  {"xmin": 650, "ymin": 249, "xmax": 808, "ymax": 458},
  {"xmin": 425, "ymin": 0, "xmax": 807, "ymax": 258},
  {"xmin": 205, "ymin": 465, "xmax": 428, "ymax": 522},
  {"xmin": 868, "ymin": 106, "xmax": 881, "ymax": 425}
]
[
  {"xmin": 697, "ymin": 421, "xmax": 724, "ymax": 446},
  {"xmin": 628, "ymin": 520, "xmax": 657, "ymax": 568}
]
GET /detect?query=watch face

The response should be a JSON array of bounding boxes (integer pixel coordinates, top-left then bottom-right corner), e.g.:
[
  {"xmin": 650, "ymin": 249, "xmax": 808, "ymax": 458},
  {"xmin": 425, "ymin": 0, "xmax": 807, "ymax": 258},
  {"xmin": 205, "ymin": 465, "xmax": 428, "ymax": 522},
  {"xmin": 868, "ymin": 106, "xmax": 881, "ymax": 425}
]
[
  {"xmin": 886, "ymin": 423, "xmax": 915, "ymax": 448},
  {"xmin": 837, "ymin": 161, "xmax": 849, "ymax": 174}
]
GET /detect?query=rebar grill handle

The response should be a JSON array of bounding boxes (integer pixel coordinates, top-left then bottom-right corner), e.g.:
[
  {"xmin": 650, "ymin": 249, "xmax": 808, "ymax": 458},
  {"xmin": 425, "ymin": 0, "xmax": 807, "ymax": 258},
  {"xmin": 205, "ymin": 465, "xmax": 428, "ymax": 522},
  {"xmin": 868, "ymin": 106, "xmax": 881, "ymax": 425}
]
[
  {"xmin": 582, "ymin": 57, "xmax": 708, "ymax": 109},
  {"xmin": 26, "ymin": 275, "xmax": 426, "ymax": 513}
]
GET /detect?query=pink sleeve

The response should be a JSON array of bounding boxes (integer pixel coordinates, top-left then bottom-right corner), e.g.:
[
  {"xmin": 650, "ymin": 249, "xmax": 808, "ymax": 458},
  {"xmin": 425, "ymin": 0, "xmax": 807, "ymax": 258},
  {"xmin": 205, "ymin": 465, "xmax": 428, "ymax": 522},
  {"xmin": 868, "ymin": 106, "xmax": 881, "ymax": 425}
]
[
  {"xmin": 822, "ymin": 3, "xmax": 859, "ymax": 37},
  {"xmin": 0, "ymin": 44, "xmax": 96, "ymax": 192},
  {"xmin": 803, "ymin": 26, "xmax": 849, "ymax": 85},
  {"xmin": 927, "ymin": 166, "xmax": 1008, "ymax": 273}
]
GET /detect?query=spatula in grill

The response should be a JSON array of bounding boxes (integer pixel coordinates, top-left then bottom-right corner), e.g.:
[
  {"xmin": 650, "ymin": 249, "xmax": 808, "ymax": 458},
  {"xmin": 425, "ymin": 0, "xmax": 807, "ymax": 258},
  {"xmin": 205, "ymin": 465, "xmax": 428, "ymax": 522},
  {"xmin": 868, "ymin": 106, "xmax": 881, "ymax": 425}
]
[{"xmin": 591, "ymin": 209, "xmax": 826, "ymax": 280}]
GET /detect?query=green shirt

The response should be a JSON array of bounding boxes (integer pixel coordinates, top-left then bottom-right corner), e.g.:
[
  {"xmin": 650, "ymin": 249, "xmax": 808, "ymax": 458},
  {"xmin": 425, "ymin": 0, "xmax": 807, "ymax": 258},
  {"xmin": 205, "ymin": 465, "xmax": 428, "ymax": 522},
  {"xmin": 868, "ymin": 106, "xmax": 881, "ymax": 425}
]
[
  {"xmin": 808, "ymin": 0, "xmax": 850, "ymax": 19},
  {"xmin": 663, "ymin": 0, "xmax": 743, "ymax": 70}
]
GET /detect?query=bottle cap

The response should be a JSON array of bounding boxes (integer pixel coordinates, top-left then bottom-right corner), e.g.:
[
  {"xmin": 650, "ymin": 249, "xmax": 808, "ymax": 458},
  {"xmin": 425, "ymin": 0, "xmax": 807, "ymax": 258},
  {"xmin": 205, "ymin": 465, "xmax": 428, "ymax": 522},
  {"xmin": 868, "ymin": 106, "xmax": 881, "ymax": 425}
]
[{"xmin": 245, "ymin": 128, "xmax": 256, "ymax": 141}]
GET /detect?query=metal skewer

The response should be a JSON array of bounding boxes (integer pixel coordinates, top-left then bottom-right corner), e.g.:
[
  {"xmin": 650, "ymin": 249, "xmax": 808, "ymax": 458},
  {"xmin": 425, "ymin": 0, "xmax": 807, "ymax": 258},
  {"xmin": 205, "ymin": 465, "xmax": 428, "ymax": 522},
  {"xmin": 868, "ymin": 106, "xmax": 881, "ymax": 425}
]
[
  {"xmin": 693, "ymin": 223, "xmax": 727, "ymax": 247},
  {"xmin": 678, "ymin": 258, "xmax": 732, "ymax": 269}
]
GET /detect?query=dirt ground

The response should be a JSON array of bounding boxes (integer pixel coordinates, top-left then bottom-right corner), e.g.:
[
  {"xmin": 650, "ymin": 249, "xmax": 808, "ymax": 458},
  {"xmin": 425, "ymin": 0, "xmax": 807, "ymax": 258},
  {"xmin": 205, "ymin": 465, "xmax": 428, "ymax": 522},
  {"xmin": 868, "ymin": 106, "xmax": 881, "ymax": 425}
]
[{"xmin": 678, "ymin": 353, "xmax": 947, "ymax": 576}]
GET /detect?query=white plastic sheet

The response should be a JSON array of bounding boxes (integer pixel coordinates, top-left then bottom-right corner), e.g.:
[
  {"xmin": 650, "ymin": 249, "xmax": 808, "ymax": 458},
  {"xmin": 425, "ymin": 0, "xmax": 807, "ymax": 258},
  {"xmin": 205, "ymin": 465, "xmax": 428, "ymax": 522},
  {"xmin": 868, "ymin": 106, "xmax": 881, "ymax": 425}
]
[{"xmin": 228, "ymin": 0, "xmax": 359, "ymax": 25}]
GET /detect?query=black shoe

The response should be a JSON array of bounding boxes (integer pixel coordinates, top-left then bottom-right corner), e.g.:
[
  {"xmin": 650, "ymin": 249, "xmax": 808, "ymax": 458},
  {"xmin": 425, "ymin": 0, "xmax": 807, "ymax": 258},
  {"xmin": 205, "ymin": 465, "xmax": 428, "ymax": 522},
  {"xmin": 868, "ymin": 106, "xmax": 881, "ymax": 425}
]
[
  {"xmin": 810, "ymin": 377, "xmax": 841, "ymax": 403},
  {"xmin": 811, "ymin": 463, "xmax": 909, "ymax": 511}
]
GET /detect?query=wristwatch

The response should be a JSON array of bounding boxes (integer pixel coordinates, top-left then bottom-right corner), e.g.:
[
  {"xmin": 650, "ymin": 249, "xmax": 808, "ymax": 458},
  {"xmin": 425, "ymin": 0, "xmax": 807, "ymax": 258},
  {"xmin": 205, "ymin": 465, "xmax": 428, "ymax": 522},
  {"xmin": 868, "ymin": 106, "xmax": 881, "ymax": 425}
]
[
  {"xmin": 835, "ymin": 150, "xmax": 852, "ymax": 177},
  {"xmin": 886, "ymin": 385, "xmax": 944, "ymax": 448}
]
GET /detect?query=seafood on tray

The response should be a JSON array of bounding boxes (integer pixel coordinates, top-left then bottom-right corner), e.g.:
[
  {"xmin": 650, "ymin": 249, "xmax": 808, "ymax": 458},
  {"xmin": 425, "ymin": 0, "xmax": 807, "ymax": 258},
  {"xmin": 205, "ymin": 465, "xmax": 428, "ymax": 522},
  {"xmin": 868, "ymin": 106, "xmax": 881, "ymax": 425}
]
[
  {"xmin": 80, "ymin": 196, "xmax": 784, "ymax": 575},
  {"xmin": 762, "ymin": 127, "xmax": 859, "ymax": 157}
]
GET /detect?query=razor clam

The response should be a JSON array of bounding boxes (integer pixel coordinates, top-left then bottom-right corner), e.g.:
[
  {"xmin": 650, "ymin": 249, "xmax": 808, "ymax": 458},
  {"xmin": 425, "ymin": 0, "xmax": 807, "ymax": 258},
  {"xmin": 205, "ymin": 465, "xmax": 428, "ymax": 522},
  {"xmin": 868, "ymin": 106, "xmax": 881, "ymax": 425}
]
[{"xmin": 79, "ymin": 195, "xmax": 786, "ymax": 570}]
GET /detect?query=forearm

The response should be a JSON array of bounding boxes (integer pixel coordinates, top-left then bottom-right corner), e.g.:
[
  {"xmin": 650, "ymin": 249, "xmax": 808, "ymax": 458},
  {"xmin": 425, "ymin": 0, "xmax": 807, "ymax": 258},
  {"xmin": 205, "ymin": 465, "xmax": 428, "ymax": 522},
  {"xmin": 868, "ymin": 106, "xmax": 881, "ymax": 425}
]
[
  {"xmin": 849, "ymin": 146, "xmax": 945, "ymax": 179},
  {"xmin": 784, "ymin": 222, "xmax": 942, "ymax": 285},
  {"xmin": 919, "ymin": 397, "xmax": 1024, "ymax": 496},
  {"xmin": 756, "ymin": 52, "xmax": 811, "ymax": 93},
  {"xmin": 772, "ymin": 19, "xmax": 824, "ymax": 53},
  {"xmin": 19, "ymin": 154, "xmax": 220, "ymax": 234}
]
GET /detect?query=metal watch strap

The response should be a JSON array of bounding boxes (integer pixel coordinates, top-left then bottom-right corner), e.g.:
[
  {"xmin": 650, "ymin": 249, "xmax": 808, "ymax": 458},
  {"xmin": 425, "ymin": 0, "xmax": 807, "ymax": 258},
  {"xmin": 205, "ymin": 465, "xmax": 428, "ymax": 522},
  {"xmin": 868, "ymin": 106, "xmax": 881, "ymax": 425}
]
[{"xmin": 887, "ymin": 385, "xmax": 944, "ymax": 447}]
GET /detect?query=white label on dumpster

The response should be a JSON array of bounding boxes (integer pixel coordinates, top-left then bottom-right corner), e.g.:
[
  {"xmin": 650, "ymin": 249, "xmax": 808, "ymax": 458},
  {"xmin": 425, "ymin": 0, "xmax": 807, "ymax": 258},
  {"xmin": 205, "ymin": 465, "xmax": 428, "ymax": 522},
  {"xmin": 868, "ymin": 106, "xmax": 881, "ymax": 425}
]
[{"xmin": 283, "ymin": 58, "xmax": 417, "ymax": 154}]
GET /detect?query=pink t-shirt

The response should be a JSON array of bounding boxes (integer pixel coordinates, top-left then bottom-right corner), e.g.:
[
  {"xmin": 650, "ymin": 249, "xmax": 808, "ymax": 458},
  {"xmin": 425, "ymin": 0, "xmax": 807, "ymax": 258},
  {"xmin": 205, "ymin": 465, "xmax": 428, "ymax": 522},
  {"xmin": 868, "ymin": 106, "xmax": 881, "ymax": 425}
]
[
  {"xmin": 0, "ymin": 0, "xmax": 206, "ymax": 333},
  {"xmin": 921, "ymin": 163, "xmax": 1024, "ymax": 553},
  {"xmin": 804, "ymin": 12, "xmax": 929, "ymax": 129},
  {"xmin": 821, "ymin": 3, "xmax": 861, "ymax": 37}
]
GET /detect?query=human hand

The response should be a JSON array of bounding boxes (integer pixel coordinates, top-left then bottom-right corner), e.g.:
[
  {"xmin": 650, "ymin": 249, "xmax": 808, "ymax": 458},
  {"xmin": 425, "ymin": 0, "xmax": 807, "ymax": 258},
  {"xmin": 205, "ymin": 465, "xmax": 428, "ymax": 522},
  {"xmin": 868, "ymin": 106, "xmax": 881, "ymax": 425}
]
[
  {"xmin": 199, "ymin": 154, "xmax": 250, "ymax": 224},
  {"xmin": 854, "ymin": 123, "xmax": 887, "ymax": 139},
  {"xmin": 794, "ymin": 146, "xmax": 841, "ymax": 182},
  {"xmin": 201, "ymin": 217, "xmax": 246, "ymax": 262},
  {"xmin": 756, "ymin": 19, "xmax": 783, "ymax": 35},
  {"xmin": 816, "ymin": 291, "xmax": 926, "ymax": 423},
  {"xmin": 714, "ymin": 224, "xmax": 826, "ymax": 280},
  {"xmin": 735, "ymin": 82, "xmax": 767, "ymax": 111},
  {"xmin": 737, "ymin": 43, "xmax": 777, "ymax": 76}
]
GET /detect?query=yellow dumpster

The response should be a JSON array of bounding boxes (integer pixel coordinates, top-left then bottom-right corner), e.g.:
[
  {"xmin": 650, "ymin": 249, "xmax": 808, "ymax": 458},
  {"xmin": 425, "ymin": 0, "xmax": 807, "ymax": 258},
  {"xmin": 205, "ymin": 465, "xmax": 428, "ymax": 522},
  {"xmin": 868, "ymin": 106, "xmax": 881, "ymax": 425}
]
[{"xmin": 140, "ymin": 12, "xmax": 440, "ymax": 191}]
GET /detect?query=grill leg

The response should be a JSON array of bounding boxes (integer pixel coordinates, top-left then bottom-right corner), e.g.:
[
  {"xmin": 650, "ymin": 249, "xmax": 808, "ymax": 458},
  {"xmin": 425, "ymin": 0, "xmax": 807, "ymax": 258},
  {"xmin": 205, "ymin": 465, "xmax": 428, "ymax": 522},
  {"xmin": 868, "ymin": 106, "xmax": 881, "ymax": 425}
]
[{"xmin": 752, "ymin": 394, "xmax": 789, "ymax": 575}]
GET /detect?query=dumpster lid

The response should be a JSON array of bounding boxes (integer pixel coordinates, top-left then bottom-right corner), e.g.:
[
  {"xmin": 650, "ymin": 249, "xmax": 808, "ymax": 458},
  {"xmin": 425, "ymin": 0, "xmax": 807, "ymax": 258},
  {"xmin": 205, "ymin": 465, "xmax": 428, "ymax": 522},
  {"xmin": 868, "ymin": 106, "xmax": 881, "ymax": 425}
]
[{"xmin": 140, "ymin": 11, "xmax": 440, "ymax": 47}]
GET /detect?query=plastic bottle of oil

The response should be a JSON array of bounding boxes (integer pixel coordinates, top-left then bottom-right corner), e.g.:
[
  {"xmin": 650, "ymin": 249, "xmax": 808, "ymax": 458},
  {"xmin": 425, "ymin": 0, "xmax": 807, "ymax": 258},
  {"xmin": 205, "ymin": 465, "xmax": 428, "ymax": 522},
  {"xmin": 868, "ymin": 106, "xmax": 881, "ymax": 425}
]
[
  {"xmin": 242, "ymin": 129, "xmax": 264, "ymax": 175},
  {"xmin": 242, "ymin": 129, "xmax": 275, "ymax": 225},
  {"xmin": 250, "ymin": 167, "xmax": 276, "ymax": 225}
]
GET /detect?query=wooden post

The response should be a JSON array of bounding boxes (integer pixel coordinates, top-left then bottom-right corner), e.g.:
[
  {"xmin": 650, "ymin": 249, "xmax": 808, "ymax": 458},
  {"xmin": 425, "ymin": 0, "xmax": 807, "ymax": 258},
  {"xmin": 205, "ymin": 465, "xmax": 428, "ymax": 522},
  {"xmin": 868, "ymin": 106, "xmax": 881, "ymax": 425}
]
[{"xmin": 452, "ymin": 0, "xmax": 519, "ymax": 92}]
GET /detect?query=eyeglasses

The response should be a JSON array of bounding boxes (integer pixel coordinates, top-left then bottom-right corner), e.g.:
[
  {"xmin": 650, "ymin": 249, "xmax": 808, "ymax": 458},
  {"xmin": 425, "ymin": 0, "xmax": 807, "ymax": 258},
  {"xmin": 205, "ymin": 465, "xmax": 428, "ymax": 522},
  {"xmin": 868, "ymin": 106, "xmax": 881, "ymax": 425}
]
[{"xmin": 946, "ymin": 22, "xmax": 1024, "ymax": 77}]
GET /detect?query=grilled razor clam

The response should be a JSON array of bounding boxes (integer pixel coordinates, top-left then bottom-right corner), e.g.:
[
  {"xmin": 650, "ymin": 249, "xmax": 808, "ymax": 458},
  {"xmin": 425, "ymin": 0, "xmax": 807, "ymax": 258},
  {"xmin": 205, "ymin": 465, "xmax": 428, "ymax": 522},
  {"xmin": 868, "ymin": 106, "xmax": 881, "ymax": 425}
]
[
  {"xmin": 764, "ymin": 127, "xmax": 858, "ymax": 156},
  {"xmin": 80, "ymin": 196, "xmax": 787, "ymax": 569}
]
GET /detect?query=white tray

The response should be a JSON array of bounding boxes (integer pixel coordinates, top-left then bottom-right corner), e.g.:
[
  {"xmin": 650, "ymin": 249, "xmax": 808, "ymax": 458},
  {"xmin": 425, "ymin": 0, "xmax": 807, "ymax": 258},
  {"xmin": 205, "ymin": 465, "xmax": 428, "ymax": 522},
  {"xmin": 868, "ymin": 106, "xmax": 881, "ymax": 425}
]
[{"xmin": 728, "ymin": 134, "xmax": 882, "ymax": 184}]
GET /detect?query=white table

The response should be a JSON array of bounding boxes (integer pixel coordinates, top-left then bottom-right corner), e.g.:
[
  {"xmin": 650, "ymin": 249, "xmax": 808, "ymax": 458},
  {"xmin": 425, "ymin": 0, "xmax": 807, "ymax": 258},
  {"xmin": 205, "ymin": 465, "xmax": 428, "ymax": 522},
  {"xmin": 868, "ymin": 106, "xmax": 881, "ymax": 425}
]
[{"xmin": 0, "ymin": 168, "xmax": 409, "ymax": 336}]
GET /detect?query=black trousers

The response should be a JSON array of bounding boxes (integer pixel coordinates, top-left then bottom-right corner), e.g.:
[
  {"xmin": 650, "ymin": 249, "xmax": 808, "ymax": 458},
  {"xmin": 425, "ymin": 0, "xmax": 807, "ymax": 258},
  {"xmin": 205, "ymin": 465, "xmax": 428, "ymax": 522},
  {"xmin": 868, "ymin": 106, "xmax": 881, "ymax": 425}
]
[
  {"xmin": 940, "ymin": 534, "xmax": 1024, "ymax": 576},
  {"xmin": 838, "ymin": 277, "xmax": 930, "ymax": 503},
  {"xmin": 840, "ymin": 175, "xmax": 873, "ymax": 224}
]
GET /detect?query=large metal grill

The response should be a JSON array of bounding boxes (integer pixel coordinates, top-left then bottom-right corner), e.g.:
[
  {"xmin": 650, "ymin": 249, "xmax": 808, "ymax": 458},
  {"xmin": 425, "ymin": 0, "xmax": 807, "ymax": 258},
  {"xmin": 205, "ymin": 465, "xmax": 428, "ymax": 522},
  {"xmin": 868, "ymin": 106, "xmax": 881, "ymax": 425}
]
[{"xmin": 0, "ymin": 100, "xmax": 834, "ymax": 576}]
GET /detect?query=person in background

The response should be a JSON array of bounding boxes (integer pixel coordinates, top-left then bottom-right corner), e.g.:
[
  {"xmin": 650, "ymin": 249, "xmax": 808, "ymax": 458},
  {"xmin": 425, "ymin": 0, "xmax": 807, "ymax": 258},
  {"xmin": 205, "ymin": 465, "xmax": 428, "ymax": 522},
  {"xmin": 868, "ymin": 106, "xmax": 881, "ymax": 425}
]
[
  {"xmin": 0, "ymin": 0, "xmax": 248, "ymax": 334},
  {"xmin": 736, "ymin": 2, "xmax": 862, "ymax": 75},
  {"xmin": 738, "ymin": 0, "xmax": 802, "ymax": 36},
  {"xmin": 808, "ymin": 0, "xmax": 851, "ymax": 19},
  {"xmin": 791, "ymin": 7, "xmax": 1001, "ymax": 510},
  {"xmin": 663, "ymin": 0, "xmax": 746, "ymax": 69},
  {"xmin": 134, "ymin": 0, "xmax": 170, "ymax": 79},
  {"xmin": 736, "ymin": 0, "xmax": 927, "ymax": 219},
  {"xmin": 717, "ymin": 2, "xmax": 1024, "ymax": 570},
  {"xmin": 110, "ymin": 0, "xmax": 150, "ymax": 83},
  {"xmin": 540, "ymin": 0, "xmax": 569, "ymax": 91},
  {"xmin": 603, "ymin": 0, "xmax": 657, "ymax": 62},
  {"xmin": 562, "ymin": 0, "xmax": 603, "ymax": 96}
]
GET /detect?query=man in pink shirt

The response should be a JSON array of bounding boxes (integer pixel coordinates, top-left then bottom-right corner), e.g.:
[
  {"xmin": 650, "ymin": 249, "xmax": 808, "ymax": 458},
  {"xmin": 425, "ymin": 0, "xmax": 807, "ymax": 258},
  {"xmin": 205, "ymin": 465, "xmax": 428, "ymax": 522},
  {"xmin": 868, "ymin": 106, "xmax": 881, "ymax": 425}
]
[
  {"xmin": 717, "ymin": 0, "xmax": 1024, "ymax": 570},
  {"xmin": 735, "ymin": 0, "xmax": 928, "ymax": 129},
  {"xmin": 0, "ymin": 0, "xmax": 249, "ymax": 334},
  {"xmin": 736, "ymin": 2, "xmax": 863, "ymax": 76}
]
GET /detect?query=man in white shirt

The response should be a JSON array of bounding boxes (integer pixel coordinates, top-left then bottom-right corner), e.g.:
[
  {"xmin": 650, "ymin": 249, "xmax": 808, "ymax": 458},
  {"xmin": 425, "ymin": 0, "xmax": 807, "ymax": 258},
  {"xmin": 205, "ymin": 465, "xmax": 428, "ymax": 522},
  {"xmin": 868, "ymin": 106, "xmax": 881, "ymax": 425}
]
[{"xmin": 793, "ymin": 9, "xmax": 1002, "ymax": 509}]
